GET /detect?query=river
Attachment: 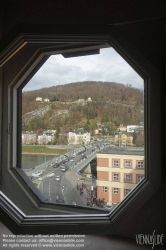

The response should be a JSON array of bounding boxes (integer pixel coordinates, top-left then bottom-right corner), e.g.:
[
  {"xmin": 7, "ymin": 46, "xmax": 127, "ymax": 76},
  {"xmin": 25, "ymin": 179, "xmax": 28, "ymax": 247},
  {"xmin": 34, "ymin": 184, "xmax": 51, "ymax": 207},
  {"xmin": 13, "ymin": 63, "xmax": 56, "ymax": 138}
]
[{"xmin": 22, "ymin": 154, "xmax": 55, "ymax": 169}]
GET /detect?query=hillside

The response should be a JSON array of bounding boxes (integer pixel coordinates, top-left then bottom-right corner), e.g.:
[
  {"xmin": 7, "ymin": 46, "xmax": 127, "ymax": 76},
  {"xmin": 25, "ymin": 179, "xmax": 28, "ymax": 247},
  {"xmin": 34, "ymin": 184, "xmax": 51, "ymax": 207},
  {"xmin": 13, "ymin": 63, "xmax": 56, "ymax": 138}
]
[{"xmin": 22, "ymin": 81, "xmax": 144, "ymax": 135}]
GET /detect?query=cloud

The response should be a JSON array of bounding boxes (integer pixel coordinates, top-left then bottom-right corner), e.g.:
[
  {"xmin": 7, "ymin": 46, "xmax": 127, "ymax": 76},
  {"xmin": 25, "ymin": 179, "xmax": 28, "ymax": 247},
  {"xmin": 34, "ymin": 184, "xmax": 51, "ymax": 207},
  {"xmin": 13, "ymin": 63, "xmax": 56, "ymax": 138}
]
[{"xmin": 23, "ymin": 47, "xmax": 143, "ymax": 91}]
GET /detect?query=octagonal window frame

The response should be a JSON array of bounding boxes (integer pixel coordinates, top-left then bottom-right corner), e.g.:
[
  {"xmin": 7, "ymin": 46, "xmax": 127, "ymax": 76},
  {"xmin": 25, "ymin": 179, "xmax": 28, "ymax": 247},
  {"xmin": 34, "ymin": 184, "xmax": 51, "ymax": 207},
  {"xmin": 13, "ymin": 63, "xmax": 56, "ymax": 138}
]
[{"xmin": 0, "ymin": 25, "xmax": 162, "ymax": 233}]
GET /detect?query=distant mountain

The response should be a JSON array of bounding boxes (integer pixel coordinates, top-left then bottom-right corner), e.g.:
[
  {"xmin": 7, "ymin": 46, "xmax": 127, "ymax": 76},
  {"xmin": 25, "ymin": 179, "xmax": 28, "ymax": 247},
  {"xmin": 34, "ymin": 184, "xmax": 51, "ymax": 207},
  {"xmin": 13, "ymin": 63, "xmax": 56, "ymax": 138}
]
[
  {"xmin": 22, "ymin": 81, "xmax": 144, "ymax": 136},
  {"xmin": 23, "ymin": 81, "xmax": 143, "ymax": 102}
]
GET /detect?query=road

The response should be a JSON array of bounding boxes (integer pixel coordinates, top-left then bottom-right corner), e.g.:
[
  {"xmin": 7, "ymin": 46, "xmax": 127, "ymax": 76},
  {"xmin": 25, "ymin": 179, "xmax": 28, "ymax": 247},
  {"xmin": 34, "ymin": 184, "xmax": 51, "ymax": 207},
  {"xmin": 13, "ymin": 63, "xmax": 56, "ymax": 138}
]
[
  {"xmin": 29, "ymin": 142, "xmax": 110, "ymax": 206},
  {"xmin": 37, "ymin": 164, "xmax": 87, "ymax": 206},
  {"xmin": 38, "ymin": 166, "xmax": 65, "ymax": 203},
  {"xmin": 61, "ymin": 172, "xmax": 85, "ymax": 206}
]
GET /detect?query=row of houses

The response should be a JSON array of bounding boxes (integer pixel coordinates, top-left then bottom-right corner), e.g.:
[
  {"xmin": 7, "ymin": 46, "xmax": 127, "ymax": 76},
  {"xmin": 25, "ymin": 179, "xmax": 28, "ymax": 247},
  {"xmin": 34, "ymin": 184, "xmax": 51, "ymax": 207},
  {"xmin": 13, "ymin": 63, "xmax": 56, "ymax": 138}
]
[
  {"xmin": 22, "ymin": 129, "xmax": 90, "ymax": 145},
  {"xmin": 22, "ymin": 131, "xmax": 55, "ymax": 145},
  {"xmin": 96, "ymin": 148, "xmax": 144, "ymax": 205},
  {"xmin": 36, "ymin": 97, "xmax": 50, "ymax": 102},
  {"xmin": 35, "ymin": 97, "xmax": 92, "ymax": 103}
]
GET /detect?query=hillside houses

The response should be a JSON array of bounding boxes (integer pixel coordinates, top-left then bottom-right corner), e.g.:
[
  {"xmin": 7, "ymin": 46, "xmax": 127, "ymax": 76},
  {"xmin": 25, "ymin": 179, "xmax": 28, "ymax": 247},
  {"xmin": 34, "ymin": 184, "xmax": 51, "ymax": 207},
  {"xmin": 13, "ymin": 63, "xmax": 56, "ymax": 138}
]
[{"xmin": 35, "ymin": 97, "xmax": 50, "ymax": 102}]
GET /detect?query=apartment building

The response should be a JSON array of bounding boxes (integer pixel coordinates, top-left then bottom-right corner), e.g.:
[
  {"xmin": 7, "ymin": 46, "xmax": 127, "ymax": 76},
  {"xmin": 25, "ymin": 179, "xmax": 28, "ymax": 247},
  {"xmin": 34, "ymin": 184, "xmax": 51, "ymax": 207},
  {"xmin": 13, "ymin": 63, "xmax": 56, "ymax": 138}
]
[
  {"xmin": 114, "ymin": 132, "xmax": 133, "ymax": 146},
  {"xmin": 37, "ymin": 132, "xmax": 55, "ymax": 145},
  {"xmin": 22, "ymin": 131, "xmax": 37, "ymax": 145},
  {"xmin": 96, "ymin": 148, "xmax": 144, "ymax": 204},
  {"xmin": 68, "ymin": 130, "xmax": 90, "ymax": 145}
]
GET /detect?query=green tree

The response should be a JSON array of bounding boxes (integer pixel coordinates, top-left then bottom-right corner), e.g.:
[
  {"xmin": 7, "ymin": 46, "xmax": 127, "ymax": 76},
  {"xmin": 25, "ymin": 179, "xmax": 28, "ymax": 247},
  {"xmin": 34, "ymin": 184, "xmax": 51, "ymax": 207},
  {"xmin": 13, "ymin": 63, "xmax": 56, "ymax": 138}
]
[
  {"xmin": 84, "ymin": 123, "xmax": 90, "ymax": 132},
  {"xmin": 133, "ymin": 131, "xmax": 144, "ymax": 147},
  {"xmin": 56, "ymin": 126, "xmax": 60, "ymax": 140}
]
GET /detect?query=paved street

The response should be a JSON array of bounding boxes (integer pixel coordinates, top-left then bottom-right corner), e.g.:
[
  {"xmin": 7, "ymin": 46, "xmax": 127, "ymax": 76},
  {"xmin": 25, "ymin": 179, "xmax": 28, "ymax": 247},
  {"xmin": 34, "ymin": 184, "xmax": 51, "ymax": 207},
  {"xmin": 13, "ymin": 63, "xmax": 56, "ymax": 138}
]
[
  {"xmin": 24, "ymin": 142, "xmax": 111, "ymax": 208},
  {"xmin": 36, "ymin": 164, "xmax": 95, "ymax": 207}
]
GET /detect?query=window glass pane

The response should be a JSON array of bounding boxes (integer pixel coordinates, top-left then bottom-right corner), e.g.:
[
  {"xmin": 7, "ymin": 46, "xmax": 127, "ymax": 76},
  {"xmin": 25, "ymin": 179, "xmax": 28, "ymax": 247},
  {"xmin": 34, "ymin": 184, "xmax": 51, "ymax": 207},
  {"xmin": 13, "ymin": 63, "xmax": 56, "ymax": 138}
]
[
  {"xmin": 113, "ymin": 188, "xmax": 119, "ymax": 194},
  {"xmin": 125, "ymin": 174, "xmax": 131, "ymax": 182},
  {"xmin": 125, "ymin": 161, "xmax": 131, "ymax": 167},
  {"xmin": 113, "ymin": 160, "xmax": 119, "ymax": 167},
  {"xmin": 113, "ymin": 174, "xmax": 119, "ymax": 181},
  {"xmin": 137, "ymin": 161, "xmax": 144, "ymax": 168},
  {"xmin": 125, "ymin": 189, "xmax": 131, "ymax": 196},
  {"xmin": 21, "ymin": 47, "xmax": 144, "ymax": 212},
  {"xmin": 102, "ymin": 186, "xmax": 107, "ymax": 192},
  {"xmin": 137, "ymin": 175, "xmax": 144, "ymax": 183}
]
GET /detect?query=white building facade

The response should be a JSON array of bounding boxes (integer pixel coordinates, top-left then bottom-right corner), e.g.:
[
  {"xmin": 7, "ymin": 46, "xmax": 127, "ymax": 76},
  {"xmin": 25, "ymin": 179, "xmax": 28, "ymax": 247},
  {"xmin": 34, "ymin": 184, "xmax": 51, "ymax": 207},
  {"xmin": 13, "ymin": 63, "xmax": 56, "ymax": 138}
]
[
  {"xmin": 35, "ymin": 97, "xmax": 42, "ymax": 101},
  {"xmin": 22, "ymin": 132, "xmax": 37, "ymax": 145},
  {"xmin": 127, "ymin": 125, "xmax": 144, "ymax": 133},
  {"xmin": 44, "ymin": 98, "xmax": 50, "ymax": 102},
  {"xmin": 38, "ymin": 133, "xmax": 55, "ymax": 145},
  {"xmin": 68, "ymin": 131, "xmax": 90, "ymax": 145}
]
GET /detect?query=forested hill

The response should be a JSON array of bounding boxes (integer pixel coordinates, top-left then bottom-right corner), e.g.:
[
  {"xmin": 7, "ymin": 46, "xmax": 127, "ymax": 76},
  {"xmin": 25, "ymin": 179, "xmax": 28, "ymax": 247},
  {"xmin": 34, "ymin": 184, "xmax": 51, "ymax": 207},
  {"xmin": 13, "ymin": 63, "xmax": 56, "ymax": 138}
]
[
  {"xmin": 23, "ymin": 81, "xmax": 143, "ymax": 104},
  {"xmin": 22, "ymin": 81, "xmax": 144, "ymax": 134}
]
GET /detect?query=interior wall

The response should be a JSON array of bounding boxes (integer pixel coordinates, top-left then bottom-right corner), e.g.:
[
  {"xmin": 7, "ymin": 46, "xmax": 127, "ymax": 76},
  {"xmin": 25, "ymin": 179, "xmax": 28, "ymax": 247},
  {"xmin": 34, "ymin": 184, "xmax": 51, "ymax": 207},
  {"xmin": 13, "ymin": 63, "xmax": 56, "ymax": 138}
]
[
  {"xmin": 1, "ymin": 0, "xmax": 164, "ymax": 36},
  {"xmin": 0, "ymin": 0, "xmax": 165, "ymax": 241}
]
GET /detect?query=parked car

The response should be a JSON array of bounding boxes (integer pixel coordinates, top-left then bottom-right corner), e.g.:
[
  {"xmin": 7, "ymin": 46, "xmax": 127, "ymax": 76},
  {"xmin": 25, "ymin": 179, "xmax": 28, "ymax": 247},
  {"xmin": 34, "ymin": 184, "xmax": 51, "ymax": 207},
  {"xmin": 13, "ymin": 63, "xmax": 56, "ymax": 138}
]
[
  {"xmin": 55, "ymin": 175, "xmax": 61, "ymax": 181},
  {"xmin": 32, "ymin": 171, "xmax": 42, "ymax": 177}
]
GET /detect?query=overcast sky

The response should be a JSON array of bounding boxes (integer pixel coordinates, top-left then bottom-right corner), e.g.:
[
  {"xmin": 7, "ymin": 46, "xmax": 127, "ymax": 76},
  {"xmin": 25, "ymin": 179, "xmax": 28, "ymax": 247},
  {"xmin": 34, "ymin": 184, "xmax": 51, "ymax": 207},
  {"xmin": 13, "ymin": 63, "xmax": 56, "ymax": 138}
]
[{"xmin": 23, "ymin": 47, "xmax": 143, "ymax": 91}]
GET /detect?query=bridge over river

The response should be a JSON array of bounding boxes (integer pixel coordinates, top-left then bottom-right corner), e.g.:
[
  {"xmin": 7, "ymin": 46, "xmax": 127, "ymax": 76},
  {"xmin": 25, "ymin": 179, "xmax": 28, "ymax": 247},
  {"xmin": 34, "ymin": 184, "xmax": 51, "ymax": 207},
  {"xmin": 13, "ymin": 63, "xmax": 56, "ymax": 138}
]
[{"xmin": 24, "ymin": 143, "xmax": 110, "ymax": 177}]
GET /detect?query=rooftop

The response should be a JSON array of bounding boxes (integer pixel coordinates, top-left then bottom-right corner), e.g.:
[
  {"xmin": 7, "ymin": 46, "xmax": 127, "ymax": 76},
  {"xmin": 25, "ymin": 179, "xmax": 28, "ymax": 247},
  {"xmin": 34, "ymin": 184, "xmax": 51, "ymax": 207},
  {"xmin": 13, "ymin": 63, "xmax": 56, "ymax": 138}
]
[
  {"xmin": 115, "ymin": 132, "xmax": 133, "ymax": 135},
  {"xmin": 99, "ymin": 146, "xmax": 144, "ymax": 156}
]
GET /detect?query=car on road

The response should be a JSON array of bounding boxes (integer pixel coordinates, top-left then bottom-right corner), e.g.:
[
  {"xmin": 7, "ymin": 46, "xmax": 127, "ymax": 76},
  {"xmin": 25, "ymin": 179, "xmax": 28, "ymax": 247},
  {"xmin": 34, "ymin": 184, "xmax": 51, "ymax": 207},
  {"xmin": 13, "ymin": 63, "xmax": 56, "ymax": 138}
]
[
  {"xmin": 61, "ymin": 166, "xmax": 68, "ymax": 172},
  {"xmin": 55, "ymin": 175, "xmax": 61, "ymax": 181},
  {"xmin": 72, "ymin": 154, "xmax": 76, "ymax": 158},
  {"xmin": 32, "ymin": 171, "xmax": 42, "ymax": 177},
  {"xmin": 53, "ymin": 163, "xmax": 60, "ymax": 168},
  {"xmin": 46, "ymin": 173, "xmax": 55, "ymax": 177},
  {"xmin": 70, "ymin": 159, "xmax": 74, "ymax": 162}
]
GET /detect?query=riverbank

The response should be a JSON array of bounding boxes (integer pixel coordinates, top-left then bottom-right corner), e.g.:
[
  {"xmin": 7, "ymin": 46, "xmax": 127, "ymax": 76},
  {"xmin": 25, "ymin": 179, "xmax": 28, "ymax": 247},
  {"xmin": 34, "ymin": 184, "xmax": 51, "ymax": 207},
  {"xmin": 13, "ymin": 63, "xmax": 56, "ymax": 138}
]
[{"xmin": 22, "ymin": 145, "xmax": 67, "ymax": 155}]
